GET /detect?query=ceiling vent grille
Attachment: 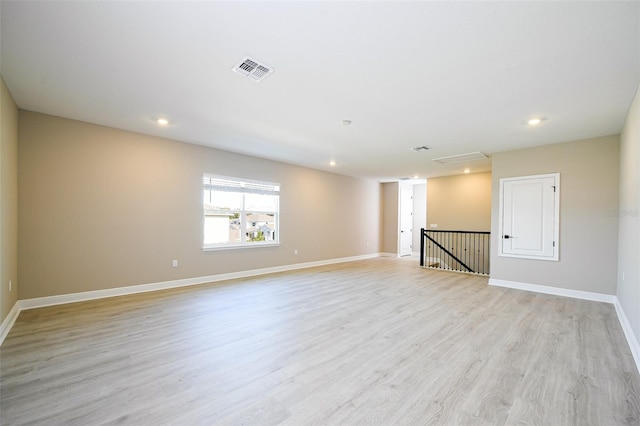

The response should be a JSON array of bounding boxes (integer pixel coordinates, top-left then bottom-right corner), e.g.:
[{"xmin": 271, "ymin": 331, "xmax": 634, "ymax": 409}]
[
  {"xmin": 232, "ymin": 57, "xmax": 274, "ymax": 82},
  {"xmin": 432, "ymin": 152, "xmax": 488, "ymax": 164}
]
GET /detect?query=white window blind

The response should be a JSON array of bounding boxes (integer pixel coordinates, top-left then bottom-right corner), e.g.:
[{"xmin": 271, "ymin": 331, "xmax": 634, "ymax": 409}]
[{"xmin": 203, "ymin": 176, "xmax": 280, "ymax": 195}]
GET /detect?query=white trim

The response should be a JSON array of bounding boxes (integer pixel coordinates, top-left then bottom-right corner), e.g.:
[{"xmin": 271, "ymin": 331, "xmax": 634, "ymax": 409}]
[
  {"xmin": 0, "ymin": 301, "xmax": 21, "ymax": 346},
  {"xmin": 2, "ymin": 254, "xmax": 380, "ymax": 344},
  {"xmin": 17, "ymin": 254, "xmax": 380, "ymax": 311},
  {"xmin": 399, "ymin": 185, "xmax": 413, "ymax": 257},
  {"xmin": 379, "ymin": 252, "xmax": 399, "ymax": 258},
  {"xmin": 202, "ymin": 242, "xmax": 280, "ymax": 251},
  {"xmin": 498, "ymin": 173, "xmax": 560, "ymax": 261},
  {"xmin": 4, "ymin": 261, "xmax": 639, "ymax": 377},
  {"xmin": 614, "ymin": 297, "xmax": 640, "ymax": 375},
  {"xmin": 203, "ymin": 173, "xmax": 280, "ymax": 191},
  {"xmin": 488, "ymin": 278, "xmax": 640, "ymax": 374},
  {"xmin": 202, "ymin": 174, "xmax": 280, "ymax": 248},
  {"xmin": 488, "ymin": 278, "xmax": 616, "ymax": 303}
]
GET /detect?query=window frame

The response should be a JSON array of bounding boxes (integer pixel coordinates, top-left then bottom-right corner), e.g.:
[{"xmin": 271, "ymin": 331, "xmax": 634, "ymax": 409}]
[{"xmin": 202, "ymin": 174, "xmax": 280, "ymax": 251}]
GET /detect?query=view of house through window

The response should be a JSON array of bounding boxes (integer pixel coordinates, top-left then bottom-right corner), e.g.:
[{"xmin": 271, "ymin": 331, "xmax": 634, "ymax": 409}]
[{"xmin": 203, "ymin": 175, "xmax": 280, "ymax": 249}]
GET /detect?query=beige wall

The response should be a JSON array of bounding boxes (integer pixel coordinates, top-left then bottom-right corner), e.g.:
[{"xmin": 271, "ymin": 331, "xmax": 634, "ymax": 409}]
[
  {"xmin": 381, "ymin": 182, "xmax": 399, "ymax": 255},
  {"xmin": 427, "ymin": 172, "xmax": 491, "ymax": 231},
  {"xmin": 490, "ymin": 135, "xmax": 620, "ymax": 295},
  {"xmin": 617, "ymin": 85, "xmax": 640, "ymax": 343},
  {"xmin": 18, "ymin": 111, "xmax": 381, "ymax": 299},
  {"xmin": 0, "ymin": 76, "xmax": 19, "ymax": 324}
]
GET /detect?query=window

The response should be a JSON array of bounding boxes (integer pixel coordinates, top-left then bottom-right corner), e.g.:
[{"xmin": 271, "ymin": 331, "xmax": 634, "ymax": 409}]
[{"xmin": 203, "ymin": 175, "xmax": 280, "ymax": 250}]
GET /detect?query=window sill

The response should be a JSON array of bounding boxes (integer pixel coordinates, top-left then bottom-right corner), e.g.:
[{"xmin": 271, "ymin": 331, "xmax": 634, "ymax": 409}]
[{"xmin": 202, "ymin": 242, "xmax": 281, "ymax": 252}]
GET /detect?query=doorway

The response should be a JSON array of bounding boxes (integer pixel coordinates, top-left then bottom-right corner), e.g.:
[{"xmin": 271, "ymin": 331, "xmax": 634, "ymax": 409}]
[{"xmin": 399, "ymin": 186, "xmax": 413, "ymax": 256}]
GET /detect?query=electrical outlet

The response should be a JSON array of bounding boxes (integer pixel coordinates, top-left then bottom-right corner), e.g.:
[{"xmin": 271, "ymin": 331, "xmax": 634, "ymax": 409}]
[
  {"xmin": 430, "ymin": 224, "xmax": 438, "ymax": 228},
  {"xmin": 294, "ymin": 249, "xmax": 298, "ymax": 255},
  {"xmin": 172, "ymin": 260, "xmax": 178, "ymax": 268}
]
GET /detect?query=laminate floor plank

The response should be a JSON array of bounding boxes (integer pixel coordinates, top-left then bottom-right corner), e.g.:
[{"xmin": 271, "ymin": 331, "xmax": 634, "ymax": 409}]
[{"xmin": 1, "ymin": 258, "xmax": 638, "ymax": 425}]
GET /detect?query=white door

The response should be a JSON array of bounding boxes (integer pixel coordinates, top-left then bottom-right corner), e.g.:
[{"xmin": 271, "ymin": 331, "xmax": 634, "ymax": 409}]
[
  {"xmin": 499, "ymin": 173, "xmax": 559, "ymax": 261},
  {"xmin": 400, "ymin": 186, "xmax": 413, "ymax": 256}
]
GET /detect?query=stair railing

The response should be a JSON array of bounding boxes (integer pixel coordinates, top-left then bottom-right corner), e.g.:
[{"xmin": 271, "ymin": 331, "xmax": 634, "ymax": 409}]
[{"xmin": 420, "ymin": 229, "xmax": 490, "ymax": 275}]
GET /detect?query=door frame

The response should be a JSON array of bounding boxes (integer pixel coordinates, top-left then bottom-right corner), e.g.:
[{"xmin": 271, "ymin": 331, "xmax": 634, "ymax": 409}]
[
  {"xmin": 498, "ymin": 173, "xmax": 560, "ymax": 261},
  {"xmin": 399, "ymin": 185, "xmax": 414, "ymax": 257}
]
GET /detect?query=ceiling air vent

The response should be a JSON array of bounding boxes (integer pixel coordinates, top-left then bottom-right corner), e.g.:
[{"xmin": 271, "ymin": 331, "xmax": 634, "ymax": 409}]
[
  {"xmin": 432, "ymin": 152, "xmax": 488, "ymax": 164},
  {"xmin": 232, "ymin": 57, "xmax": 274, "ymax": 82}
]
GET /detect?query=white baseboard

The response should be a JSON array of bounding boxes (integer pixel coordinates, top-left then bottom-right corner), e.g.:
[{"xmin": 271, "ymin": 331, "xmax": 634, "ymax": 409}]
[
  {"xmin": 4, "ymin": 259, "xmax": 639, "ymax": 379},
  {"xmin": 14, "ymin": 253, "xmax": 381, "ymax": 313},
  {"xmin": 488, "ymin": 278, "xmax": 639, "ymax": 374},
  {"xmin": 614, "ymin": 297, "xmax": 640, "ymax": 375},
  {"xmin": 0, "ymin": 301, "xmax": 21, "ymax": 345},
  {"xmin": 379, "ymin": 252, "xmax": 399, "ymax": 258},
  {"xmin": 1, "ymin": 253, "xmax": 381, "ymax": 346},
  {"xmin": 488, "ymin": 278, "xmax": 616, "ymax": 303}
]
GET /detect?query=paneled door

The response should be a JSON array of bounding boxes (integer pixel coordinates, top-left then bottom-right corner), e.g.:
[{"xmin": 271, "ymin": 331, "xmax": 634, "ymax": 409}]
[
  {"xmin": 499, "ymin": 173, "xmax": 560, "ymax": 261},
  {"xmin": 400, "ymin": 186, "xmax": 413, "ymax": 257}
]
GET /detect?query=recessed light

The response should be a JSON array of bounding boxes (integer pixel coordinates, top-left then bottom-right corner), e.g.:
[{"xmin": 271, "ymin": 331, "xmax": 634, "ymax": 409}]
[
  {"xmin": 329, "ymin": 160, "xmax": 336, "ymax": 166},
  {"xmin": 527, "ymin": 117, "xmax": 546, "ymax": 126},
  {"xmin": 156, "ymin": 118, "xmax": 169, "ymax": 126},
  {"xmin": 341, "ymin": 120, "xmax": 352, "ymax": 126},
  {"xmin": 464, "ymin": 168, "xmax": 470, "ymax": 174}
]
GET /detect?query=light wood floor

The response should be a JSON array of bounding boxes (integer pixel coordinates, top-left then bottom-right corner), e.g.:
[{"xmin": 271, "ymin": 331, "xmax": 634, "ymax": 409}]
[{"xmin": 1, "ymin": 258, "xmax": 639, "ymax": 425}]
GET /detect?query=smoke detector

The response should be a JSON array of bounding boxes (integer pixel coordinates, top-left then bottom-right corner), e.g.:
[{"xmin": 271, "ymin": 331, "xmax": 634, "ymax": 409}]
[{"xmin": 232, "ymin": 57, "xmax": 274, "ymax": 82}]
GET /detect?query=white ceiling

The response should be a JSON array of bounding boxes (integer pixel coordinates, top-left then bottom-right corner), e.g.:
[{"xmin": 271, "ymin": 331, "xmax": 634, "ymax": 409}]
[{"xmin": 1, "ymin": 1, "xmax": 639, "ymax": 180}]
